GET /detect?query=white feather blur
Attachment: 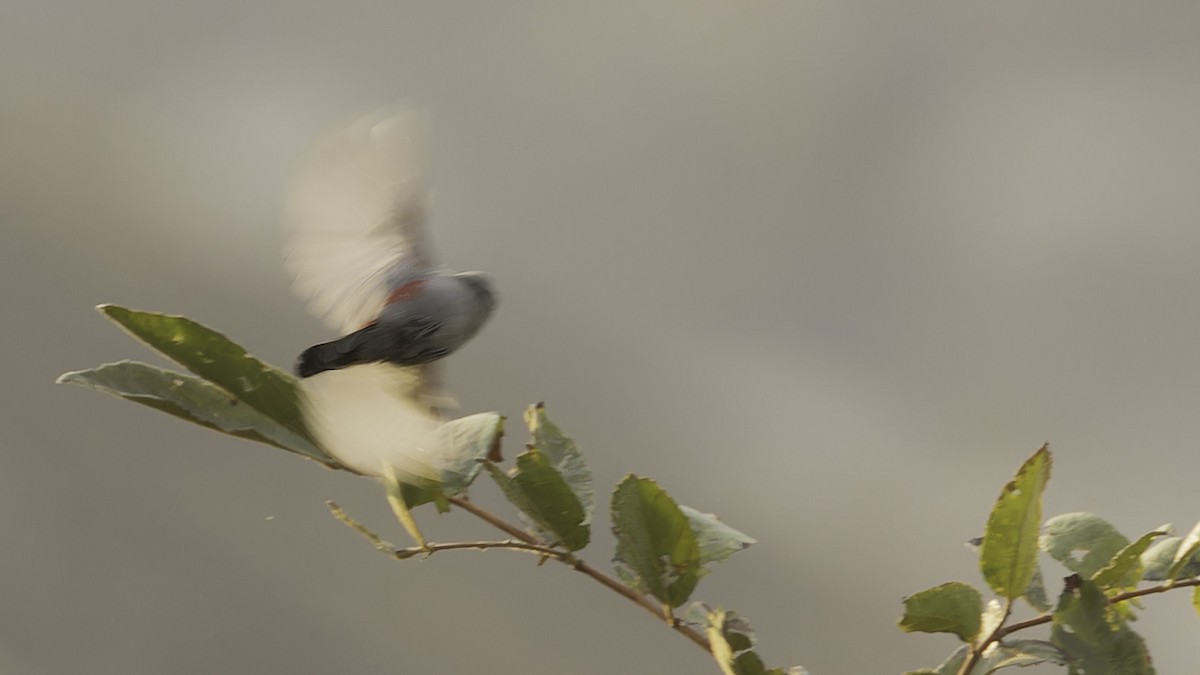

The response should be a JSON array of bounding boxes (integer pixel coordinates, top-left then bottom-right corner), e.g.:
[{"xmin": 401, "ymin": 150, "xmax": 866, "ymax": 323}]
[{"xmin": 282, "ymin": 104, "xmax": 455, "ymax": 481}]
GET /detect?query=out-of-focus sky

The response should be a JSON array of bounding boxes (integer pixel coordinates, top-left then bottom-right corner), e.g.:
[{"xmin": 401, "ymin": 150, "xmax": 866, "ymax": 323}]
[{"xmin": 4, "ymin": 2, "xmax": 1200, "ymax": 673}]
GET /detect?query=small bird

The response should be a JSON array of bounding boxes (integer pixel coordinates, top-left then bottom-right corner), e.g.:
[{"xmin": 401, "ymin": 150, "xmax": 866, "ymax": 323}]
[
  {"xmin": 283, "ymin": 105, "xmax": 496, "ymax": 382},
  {"xmin": 294, "ymin": 270, "xmax": 495, "ymax": 378},
  {"xmin": 281, "ymin": 104, "xmax": 495, "ymax": 481}
]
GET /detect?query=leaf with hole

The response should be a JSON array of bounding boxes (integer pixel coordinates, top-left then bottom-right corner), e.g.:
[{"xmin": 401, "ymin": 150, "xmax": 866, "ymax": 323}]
[{"xmin": 980, "ymin": 446, "xmax": 1051, "ymax": 600}]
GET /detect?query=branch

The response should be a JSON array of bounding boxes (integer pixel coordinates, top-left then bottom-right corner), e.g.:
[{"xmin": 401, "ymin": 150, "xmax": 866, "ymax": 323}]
[
  {"xmin": 956, "ymin": 577, "xmax": 1200, "ymax": 673},
  {"xmin": 445, "ymin": 495, "xmax": 712, "ymax": 652},
  {"xmin": 996, "ymin": 578, "xmax": 1200, "ymax": 639},
  {"xmin": 328, "ymin": 501, "xmax": 564, "ymax": 559},
  {"xmin": 329, "ymin": 496, "xmax": 711, "ymax": 652}
]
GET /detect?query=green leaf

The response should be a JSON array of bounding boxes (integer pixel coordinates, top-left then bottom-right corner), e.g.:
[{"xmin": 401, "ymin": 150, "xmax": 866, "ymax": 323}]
[
  {"xmin": 57, "ymin": 360, "xmax": 334, "ymax": 466},
  {"xmin": 1192, "ymin": 586, "xmax": 1200, "ymax": 619},
  {"xmin": 486, "ymin": 447, "xmax": 589, "ymax": 551},
  {"xmin": 1041, "ymin": 513, "xmax": 1129, "ymax": 579},
  {"xmin": 96, "ymin": 305, "xmax": 314, "ymax": 445},
  {"xmin": 1167, "ymin": 520, "xmax": 1200, "ymax": 583},
  {"xmin": 401, "ymin": 413, "xmax": 505, "ymax": 510},
  {"xmin": 1051, "ymin": 577, "xmax": 1154, "ymax": 675},
  {"xmin": 898, "ymin": 582, "xmax": 984, "ymax": 642},
  {"xmin": 678, "ymin": 505, "xmax": 755, "ymax": 574},
  {"xmin": 434, "ymin": 413, "xmax": 505, "ymax": 493},
  {"xmin": 396, "ymin": 483, "xmax": 447, "ymax": 513},
  {"xmin": 980, "ymin": 445, "xmax": 1052, "ymax": 600},
  {"xmin": 1140, "ymin": 534, "xmax": 1200, "ymax": 581},
  {"xmin": 525, "ymin": 403, "xmax": 594, "ymax": 523},
  {"xmin": 1140, "ymin": 535, "xmax": 1180, "ymax": 581},
  {"xmin": 1092, "ymin": 530, "xmax": 1166, "ymax": 591},
  {"xmin": 611, "ymin": 476, "xmax": 701, "ymax": 608},
  {"xmin": 971, "ymin": 536, "xmax": 1051, "ymax": 612}
]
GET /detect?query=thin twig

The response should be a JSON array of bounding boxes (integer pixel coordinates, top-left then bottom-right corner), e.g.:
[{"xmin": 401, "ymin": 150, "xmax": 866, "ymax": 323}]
[
  {"xmin": 328, "ymin": 501, "xmax": 564, "ymax": 560},
  {"xmin": 447, "ymin": 495, "xmax": 536, "ymax": 542},
  {"xmin": 954, "ymin": 577, "xmax": 1200, "ymax": 673},
  {"xmin": 390, "ymin": 539, "xmax": 567, "ymax": 560},
  {"xmin": 993, "ymin": 577, "xmax": 1200, "ymax": 639},
  {"xmin": 446, "ymin": 495, "xmax": 712, "ymax": 652}
]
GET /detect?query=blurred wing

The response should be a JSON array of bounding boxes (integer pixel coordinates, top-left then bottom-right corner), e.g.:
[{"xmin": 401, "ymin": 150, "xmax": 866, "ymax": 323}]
[{"xmin": 283, "ymin": 104, "xmax": 436, "ymax": 334}]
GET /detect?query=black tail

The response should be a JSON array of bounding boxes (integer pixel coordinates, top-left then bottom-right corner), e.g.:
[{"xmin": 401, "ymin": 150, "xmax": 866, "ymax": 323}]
[{"xmin": 295, "ymin": 325, "xmax": 379, "ymax": 378}]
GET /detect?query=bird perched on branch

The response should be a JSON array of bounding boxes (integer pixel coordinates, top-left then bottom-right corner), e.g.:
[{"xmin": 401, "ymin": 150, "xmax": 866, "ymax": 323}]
[{"xmin": 281, "ymin": 104, "xmax": 496, "ymax": 481}]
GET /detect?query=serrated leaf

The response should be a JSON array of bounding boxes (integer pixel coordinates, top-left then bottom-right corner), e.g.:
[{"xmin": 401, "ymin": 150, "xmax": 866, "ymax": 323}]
[
  {"xmin": 1140, "ymin": 536, "xmax": 1180, "ymax": 581},
  {"xmin": 1092, "ymin": 530, "xmax": 1166, "ymax": 591},
  {"xmin": 898, "ymin": 582, "xmax": 984, "ymax": 642},
  {"xmin": 980, "ymin": 446, "xmax": 1052, "ymax": 600},
  {"xmin": 97, "ymin": 305, "xmax": 314, "ymax": 444},
  {"xmin": 678, "ymin": 505, "xmax": 755, "ymax": 574},
  {"xmin": 525, "ymin": 403, "xmax": 593, "ymax": 523},
  {"xmin": 1167, "ymin": 520, "xmax": 1200, "ymax": 583},
  {"xmin": 1041, "ymin": 513, "xmax": 1129, "ymax": 579},
  {"xmin": 486, "ymin": 448, "xmax": 589, "ymax": 551},
  {"xmin": 1140, "ymin": 536, "xmax": 1200, "ymax": 581},
  {"xmin": 435, "ymin": 413, "xmax": 504, "ymax": 493},
  {"xmin": 57, "ymin": 360, "xmax": 334, "ymax": 466},
  {"xmin": 401, "ymin": 413, "xmax": 505, "ymax": 510},
  {"xmin": 1051, "ymin": 577, "xmax": 1154, "ymax": 675},
  {"xmin": 611, "ymin": 476, "xmax": 700, "ymax": 608}
]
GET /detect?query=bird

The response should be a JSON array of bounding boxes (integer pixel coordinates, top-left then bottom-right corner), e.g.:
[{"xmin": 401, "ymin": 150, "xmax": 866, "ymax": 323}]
[
  {"xmin": 294, "ymin": 270, "xmax": 495, "ymax": 379},
  {"xmin": 281, "ymin": 104, "xmax": 496, "ymax": 482},
  {"xmin": 283, "ymin": 105, "xmax": 496, "ymax": 382}
]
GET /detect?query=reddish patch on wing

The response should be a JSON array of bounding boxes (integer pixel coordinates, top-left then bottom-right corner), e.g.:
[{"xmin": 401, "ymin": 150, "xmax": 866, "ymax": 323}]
[{"xmin": 385, "ymin": 279, "xmax": 427, "ymax": 305}]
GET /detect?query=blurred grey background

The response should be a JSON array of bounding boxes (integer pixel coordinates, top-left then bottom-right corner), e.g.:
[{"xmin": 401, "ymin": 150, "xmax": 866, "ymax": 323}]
[{"xmin": 4, "ymin": 2, "xmax": 1199, "ymax": 673}]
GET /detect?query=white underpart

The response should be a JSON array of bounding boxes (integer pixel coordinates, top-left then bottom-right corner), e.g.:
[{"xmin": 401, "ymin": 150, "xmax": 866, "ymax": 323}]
[{"xmin": 299, "ymin": 364, "xmax": 446, "ymax": 482}]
